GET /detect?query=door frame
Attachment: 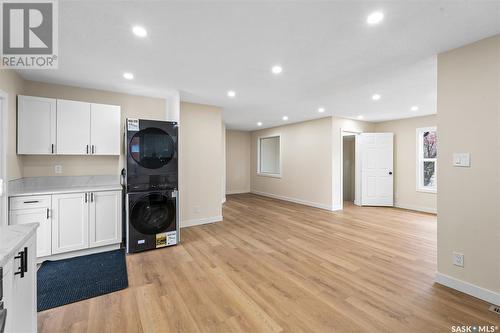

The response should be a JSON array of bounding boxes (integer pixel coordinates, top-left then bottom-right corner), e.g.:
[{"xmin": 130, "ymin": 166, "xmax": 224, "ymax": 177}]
[
  {"xmin": 340, "ymin": 129, "xmax": 362, "ymax": 210},
  {"xmin": 0, "ymin": 90, "xmax": 9, "ymax": 227}
]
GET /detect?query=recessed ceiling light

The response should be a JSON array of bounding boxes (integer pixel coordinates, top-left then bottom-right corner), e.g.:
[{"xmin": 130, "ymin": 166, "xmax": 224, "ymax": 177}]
[
  {"xmin": 318, "ymin": 107, "xmax": 325, "ymax": 113},
  {"xmin": 123, "ymin": 72, "xmax": 134, "ymax": 80},
  {"xmin": 132, "ymin": 26, "xmax": 147, "ymax": 37},
  {"xmin": 282, "ymin": 116, "xmax": 288, "ymax": 121},
  {"xmin": 257, "ymin": 122, "xmax": 262, "ymax": 126},
  {"xmin": 372, "ymin": 94, "xmax": 381, "ymax": 101},
  {"xmin": 271, "ymin": 65, "xmax": 283, "ymax": 74},
  {"xmin": 367, "ymin": 11, "xmax": 384, "ymax": 25},
  {"xmin": 227, "ymin": 90, "xmax": 236, "ymax": 98},
  {"xmin": 357, "ymin": 115, "xmax": 364, "ymax": 120},
  {"xmin": 411, "ymin": 106, "xmax": 419, "ymax": 111}
]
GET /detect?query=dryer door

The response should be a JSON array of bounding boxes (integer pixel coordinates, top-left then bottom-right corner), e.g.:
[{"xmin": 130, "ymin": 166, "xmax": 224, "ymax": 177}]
[
  {"xmin": 130, "ymin": 192, "xmax": 176, "ymax": 235},
  {"xmin": 129, "ymin": 127, "xmax": 175, "ymax": 170}
]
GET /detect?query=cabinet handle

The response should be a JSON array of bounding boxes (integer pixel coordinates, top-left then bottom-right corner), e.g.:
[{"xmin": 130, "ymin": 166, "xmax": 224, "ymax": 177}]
[
  {"xmin": 51, "ymin": 144, "xmax": 55, "ymax": 154},
  {"xmin": 46, "ymin": 208, "xmax": 50, "ymax": 219},
  {"xmin": 92, "ymin": 145, "xmax": 95, "ymax": 154},
  {"xmin": 85, "ymin": 193, "xmax": 88, "ymax": 203},
  {"xmin": 86, "ymin": 145, "xmax": 89, "ymax": 154},
  {"xmin": 91, "ymin": 192, "xmax": 94, "ymax": 202},
  {"xmin": 14, "ymin": 247, "xmax": 27, "ymax": 278},
  {"xmin": 23, "ymin": 200, "xmax": 39, "ymax": 204}
]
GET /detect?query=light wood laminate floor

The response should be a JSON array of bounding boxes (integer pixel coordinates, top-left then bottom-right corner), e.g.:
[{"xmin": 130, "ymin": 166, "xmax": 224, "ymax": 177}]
[{"xmin": 38, "ymin": 194, "xmax": 500, "ymax": 332}]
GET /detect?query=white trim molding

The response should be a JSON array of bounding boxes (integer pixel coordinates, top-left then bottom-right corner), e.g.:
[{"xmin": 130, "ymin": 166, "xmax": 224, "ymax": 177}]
[
  {"xmin": 435, "ymin": 272, "xmax": 500, "ymax": 306},
  {"xmin": 226, "ymin": 189, "xmax": 251, "ymax": 195},
  {"xmin": 181, "ymin": 215, "xmax": 222, "ymax": 228},
  {"xmin": 251, "ymin": 190, "xmax": 333, "ymax": 211},
  {"xmin": 0, "ymin": 90, "xmax": 8, "ymax": 228},
  {"xmin": 395, "ymin": 203, "xmax": 437, "ymax": 214}
]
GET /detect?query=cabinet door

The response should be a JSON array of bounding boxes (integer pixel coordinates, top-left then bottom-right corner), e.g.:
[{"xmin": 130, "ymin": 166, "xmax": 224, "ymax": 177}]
[
  {"xmin": 17, "ymin": 95, "xmax": 56, "ymax": 155},
  {"xmin": 89, "ymin": 191, "xmax": 122, "ymax": 247},
  {"xmin": 52, "ymin": 192, "xmax": 89, "ymax": 254},
  {"xmin": 56, "ymin": 99, "xmax": 91, "ymax": 155},
  {"xmin": 90, "ymin": 103, "xmax": 121, "ymax": 155},
  {"xmin": 11, "ymin": 236, "xmax": 37, "ymax": 333},
  {"xmin": 10, "ymin": 207, "xmax": 52, "ymax": 257}
]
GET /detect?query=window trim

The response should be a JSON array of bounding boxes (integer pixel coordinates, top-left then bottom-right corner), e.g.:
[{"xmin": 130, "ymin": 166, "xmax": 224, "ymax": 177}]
[
  {"xmin": 257, "ymin": 134, "xmax": 282, "ymax": 178},
  {"xmin": 416, "ymin": 127, "xmax": 437, "ymax": 193}
]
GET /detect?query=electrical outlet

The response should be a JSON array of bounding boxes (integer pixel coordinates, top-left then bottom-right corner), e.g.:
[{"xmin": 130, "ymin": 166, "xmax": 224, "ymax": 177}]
[
  {"xmin": 453, "ymin": 252, "xmax": 464, "ymax": 267},
  {"xmin": 54, "ymin": 165, "xmax": 63, "ymax": 174}
]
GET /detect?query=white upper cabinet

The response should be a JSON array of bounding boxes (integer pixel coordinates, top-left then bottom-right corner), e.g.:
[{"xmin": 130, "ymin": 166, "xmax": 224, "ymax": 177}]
[
  {"xmin": 18, "ymin": 96, "xmax": 121, "ymax": 156},
  {"xmin": 57, "ymin": 99, "xmax": 91, "ymax": 155},
  {"xmin": 90, "ymin": 103, "xmax": 121, "ymax": 155},
  {"xmin": 17, "ymin": 95, "xmax": 56, "ymax": 155}
]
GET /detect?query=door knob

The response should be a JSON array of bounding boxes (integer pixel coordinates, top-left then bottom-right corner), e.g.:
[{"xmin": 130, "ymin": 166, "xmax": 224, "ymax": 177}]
[{"xmin": 389, "ymin": 171, "xmax": 393, "ymax": 175}]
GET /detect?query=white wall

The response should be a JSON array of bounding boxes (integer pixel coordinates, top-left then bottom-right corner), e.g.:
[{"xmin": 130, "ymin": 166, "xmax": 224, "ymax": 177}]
[
  {"xmin": 436, "ymin": 35, "xmax": 500, "ymax": 304},
  {"xmin": 226, "ymin": 130, "xmax": 251, "ymax": 194},
  {"xmin": 250, "ymin": 117, "xmax": 333, "ymax": 210},
  {"xmin": 374, "ymin": 115, "xmax": 437, "ymax": 213},
  {"xmin": 179, "ymin": 102, "xmax": 223, "ymax": 227}
]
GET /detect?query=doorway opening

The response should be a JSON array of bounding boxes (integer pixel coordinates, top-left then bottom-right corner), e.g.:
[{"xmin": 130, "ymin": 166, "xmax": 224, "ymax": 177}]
[{"xmin": 342, "ymin": 135, "xmax": 356, "ymax": 207}]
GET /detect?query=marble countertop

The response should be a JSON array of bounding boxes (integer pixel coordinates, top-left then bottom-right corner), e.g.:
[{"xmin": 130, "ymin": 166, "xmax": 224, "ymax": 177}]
[
  {"xmin": 8, "ymin": 175, "xmax": 122, "ymax": 197},
  {"xmin": 0, "ymin": 223, "xmax": 38, "ymax": 268}
]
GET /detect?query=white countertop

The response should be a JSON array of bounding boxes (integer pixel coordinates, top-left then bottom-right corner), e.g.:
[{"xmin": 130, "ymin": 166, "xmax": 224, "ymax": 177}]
[
  {"xmin": 0, "ymin": 223, "xmax": 38, "ymax": 268},
  {"xmin": 8, "ymin": 175, "xmax": 122, "ymax": 197}
]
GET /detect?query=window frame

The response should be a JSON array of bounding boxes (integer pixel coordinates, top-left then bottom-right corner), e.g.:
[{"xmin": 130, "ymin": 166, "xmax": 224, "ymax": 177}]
[
  {"xmin": 257, "ymin": 134, "xmax": 282, "ymax": 178},
  {"xmin": 416, "ymin": 127, "xmax": 437, "ymax": 193}
]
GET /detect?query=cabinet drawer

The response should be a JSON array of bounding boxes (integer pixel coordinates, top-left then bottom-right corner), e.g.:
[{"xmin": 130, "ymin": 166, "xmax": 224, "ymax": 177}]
[{"xmin": 10, "ymin": 195, "xmax": 51, "ymax": 210}]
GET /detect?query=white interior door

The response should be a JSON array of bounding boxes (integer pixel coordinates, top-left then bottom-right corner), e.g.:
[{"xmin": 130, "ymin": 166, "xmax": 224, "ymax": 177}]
[{"xmin": 360, "ymin": 133, "xmax": 394, "ymax": 206}]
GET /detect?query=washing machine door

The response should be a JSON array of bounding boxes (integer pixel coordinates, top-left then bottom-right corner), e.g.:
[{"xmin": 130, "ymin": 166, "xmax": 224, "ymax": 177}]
[
  {"xmin": 130, "ymin": 192, "xmax": 176, "ymax": 235},
  {"xmin": 129, "ymin": 127, "xmax": 176, "ymax": 170}
]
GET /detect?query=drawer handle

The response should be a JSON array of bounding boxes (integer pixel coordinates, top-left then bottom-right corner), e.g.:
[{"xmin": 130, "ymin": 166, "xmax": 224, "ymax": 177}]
[{"xmin": 23, "ymin": 200, "xmax": 39, "ymax": 204}]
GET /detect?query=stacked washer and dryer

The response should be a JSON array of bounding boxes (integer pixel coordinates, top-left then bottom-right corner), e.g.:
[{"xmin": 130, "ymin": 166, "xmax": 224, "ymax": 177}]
[{"xmin": 124, "ymin": 119, "xmax": 179, "ymax": 253}]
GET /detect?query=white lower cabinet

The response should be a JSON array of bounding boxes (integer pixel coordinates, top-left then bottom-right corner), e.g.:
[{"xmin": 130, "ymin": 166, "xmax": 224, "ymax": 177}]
[
  {"xmin": 3, "ymin": 234, "xmax": 37, "ymax": 333},
  {"xmin": 9, "ymin": 195, "xmax": 52, "ymax": 258},
  {"xmin": 51, "ymin": 192, "xmax": 89, "ymax": 254},
  {"xmin": 90, "ymin": 191, "xmax": 122, "ymax": 247},
  {"xmin": 9, "ymin": 190, "xmax": 122, "ymax": 260}
]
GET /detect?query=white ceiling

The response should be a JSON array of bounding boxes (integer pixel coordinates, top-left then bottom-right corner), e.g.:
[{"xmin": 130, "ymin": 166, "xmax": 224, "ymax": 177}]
[{"xmin": 19, "ymin": 1, "xmax": 500, "ymax": 130}]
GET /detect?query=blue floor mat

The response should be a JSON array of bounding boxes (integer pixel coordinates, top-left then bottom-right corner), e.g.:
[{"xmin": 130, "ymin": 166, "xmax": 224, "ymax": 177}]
[{"xmin": 37, "ymin": 249, "xmax": 128, "ymax": 312}]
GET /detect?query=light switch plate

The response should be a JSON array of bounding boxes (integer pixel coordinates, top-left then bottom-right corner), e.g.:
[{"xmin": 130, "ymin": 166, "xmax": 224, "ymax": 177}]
[
  {"xmin": 54, "ymin": 165, "xmax": 63, "ymax": 174},
  {"xmin": 453, "ymin": 153, "xmax": 470, "ymax": 167}
]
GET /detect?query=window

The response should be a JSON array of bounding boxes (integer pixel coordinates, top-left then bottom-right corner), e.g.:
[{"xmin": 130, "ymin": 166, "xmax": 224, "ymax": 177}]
[
  {"xmin": 417, "ymin": 127, "xmax": 437, "ymax": 193},
  {"xmin": 257, "ymin": 135, "xmax": 281, "ymax": 177}
]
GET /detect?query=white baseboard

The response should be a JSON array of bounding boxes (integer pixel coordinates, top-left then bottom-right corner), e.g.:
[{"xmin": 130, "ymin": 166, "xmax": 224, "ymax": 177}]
[
  {"xmin": 395, "ymin": 203, "xmax": 437, "ymax": 214},
  {"xmin": 37, "ymin": 243, "xmax": 121, "ymax": 264},
  {"xmin": 226, "ymin": 189, "xmax": 251, "ymax": 195},
  {"xmin": 435, "ymin": 272, "xmax": 500, "ymax": 306},
  {"xmin": 181, "ymin": 215, "xmax": 223, "ymax": 228},
  {"xmin": 251, "ymin": 190, "xmax": 333, "ymax": 211}
]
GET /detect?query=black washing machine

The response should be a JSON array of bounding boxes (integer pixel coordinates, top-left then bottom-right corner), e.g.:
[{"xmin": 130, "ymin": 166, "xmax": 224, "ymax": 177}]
[
  {"xmin": 126, "ymin": 189, "xmax": 179, "ymax": 253},
  {"xmin": 125, "ymin": 119, "xmax": 178, "ymax": 192}
]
